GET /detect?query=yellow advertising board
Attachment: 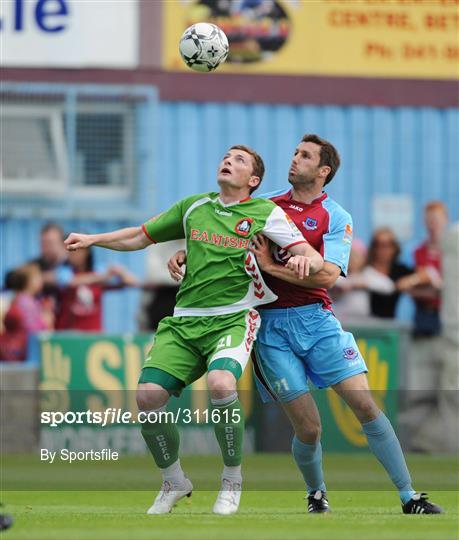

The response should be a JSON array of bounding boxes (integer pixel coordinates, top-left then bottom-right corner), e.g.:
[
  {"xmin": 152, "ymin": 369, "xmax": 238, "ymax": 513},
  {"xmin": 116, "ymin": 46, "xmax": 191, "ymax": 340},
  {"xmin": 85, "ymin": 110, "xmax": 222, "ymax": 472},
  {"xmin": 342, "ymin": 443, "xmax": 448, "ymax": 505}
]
[{"xmin": 163, "ymin": 0, "xmax": 459, "ymax": 79}]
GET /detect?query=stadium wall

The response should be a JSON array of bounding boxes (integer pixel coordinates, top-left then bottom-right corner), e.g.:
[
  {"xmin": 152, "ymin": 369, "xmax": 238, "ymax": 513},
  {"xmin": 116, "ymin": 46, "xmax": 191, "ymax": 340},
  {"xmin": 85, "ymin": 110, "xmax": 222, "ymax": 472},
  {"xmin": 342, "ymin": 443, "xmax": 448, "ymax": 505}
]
[{"xmin": 2, "ymin": 91, "xmax": 458, "ymax": 333}]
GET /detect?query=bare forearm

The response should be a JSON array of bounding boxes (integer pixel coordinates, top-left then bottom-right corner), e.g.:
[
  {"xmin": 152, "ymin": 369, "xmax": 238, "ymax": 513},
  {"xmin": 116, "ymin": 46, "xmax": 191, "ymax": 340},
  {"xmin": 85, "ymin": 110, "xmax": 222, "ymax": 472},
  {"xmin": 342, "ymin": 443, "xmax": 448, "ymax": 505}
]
[
  {"xmin": 91, "ymin": 227, "xmax": 149, "ymax": 251},
  {"xmin": 69, "ymin": 273, "xmax": 110, "ymax": 286},
  {"xmin": 288, "ymin": 243, "xmax": 324, "ymax": 273},
  {"xmin": 264, "ymin": 262, "xmax": 338, "ymax": 289}
]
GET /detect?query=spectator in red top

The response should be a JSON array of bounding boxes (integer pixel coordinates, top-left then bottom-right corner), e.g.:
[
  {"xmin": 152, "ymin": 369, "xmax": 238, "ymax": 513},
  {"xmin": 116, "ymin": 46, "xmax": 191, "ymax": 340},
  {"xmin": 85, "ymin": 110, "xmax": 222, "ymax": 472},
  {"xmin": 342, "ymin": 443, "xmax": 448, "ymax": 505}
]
[
  {"xmin": 55, "ymin": 246, "xmax": 138, "ymax": 331},
  {"xmin": 0, "ymin": 263, "xmax": 53, "ymax": 361},
  {"xmin": 412, "ymin": 202, "xmax": 447, "ymax": 335},
  {"xmin": 398, "ymin": 202, "xmax": 450, "ymax": 451}
]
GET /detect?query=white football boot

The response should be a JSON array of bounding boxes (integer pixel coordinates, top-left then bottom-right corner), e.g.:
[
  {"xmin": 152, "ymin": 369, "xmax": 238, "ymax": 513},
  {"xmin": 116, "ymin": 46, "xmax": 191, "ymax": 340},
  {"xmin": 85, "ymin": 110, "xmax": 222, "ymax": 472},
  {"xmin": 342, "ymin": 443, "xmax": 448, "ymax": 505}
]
[
  {"xmin": 213, "ymin": 477, "xmax": 242, "ymax": 515},
  {"xmin": 146, "ymin": 478, "xmax": 193, "ymax": 514}
]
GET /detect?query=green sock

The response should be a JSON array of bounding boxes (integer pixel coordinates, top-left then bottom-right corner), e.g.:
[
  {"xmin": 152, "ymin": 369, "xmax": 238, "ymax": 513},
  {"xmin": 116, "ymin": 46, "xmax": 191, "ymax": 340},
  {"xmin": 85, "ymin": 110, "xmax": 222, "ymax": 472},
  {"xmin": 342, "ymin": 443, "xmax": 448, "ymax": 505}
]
[
  {"xmin": 140, "ymin": 408, "xmax": 180, "ymax": 468},
  {"xmin": 212, "ymin": 396, "xmax": 245, "ymax": 466}
]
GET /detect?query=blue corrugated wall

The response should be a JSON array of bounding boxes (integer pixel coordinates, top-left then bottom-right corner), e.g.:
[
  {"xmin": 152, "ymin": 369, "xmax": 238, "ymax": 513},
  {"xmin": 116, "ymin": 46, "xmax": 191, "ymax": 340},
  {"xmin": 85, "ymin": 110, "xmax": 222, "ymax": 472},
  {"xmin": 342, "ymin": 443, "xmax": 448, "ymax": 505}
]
[
  {"xmin": 156, "ymin": 103, "xmax": 459, "ymax": 242},
  {"xmin": 2, "ymin": 101, "xmax": 458, "ymax": 332}
]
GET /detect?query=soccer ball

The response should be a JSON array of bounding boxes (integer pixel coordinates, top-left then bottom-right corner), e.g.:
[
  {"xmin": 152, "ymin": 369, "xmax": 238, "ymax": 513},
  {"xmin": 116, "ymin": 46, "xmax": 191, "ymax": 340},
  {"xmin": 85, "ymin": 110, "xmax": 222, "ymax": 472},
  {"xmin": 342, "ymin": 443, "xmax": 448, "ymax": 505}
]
[{"xmin": 179, "ymin": 22, "xmax": 229, "ymax": 73}]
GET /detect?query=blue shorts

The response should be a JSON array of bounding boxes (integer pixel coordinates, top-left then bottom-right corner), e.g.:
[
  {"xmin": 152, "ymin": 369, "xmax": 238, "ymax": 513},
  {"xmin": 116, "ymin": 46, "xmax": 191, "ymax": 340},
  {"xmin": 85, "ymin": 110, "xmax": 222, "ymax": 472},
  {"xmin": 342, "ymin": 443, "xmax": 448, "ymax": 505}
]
[{"xmin": 253, "ymin": 303, "xmax": 368, "ymax": 403}]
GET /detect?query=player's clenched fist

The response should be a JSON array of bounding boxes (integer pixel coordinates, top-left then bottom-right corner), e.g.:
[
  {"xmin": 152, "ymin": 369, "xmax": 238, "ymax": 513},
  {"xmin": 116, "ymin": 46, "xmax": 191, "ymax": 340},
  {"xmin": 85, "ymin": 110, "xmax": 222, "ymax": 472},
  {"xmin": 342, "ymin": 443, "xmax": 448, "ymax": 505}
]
[
  {"xmin": 64, "ymin": 232, "xmax": 93, "ymax": 251},
  {"xmin": 168, "ymin": 250, "xmax": 186, "ymax": 282},
  {"xmin": 286, "ymin": 255, "xmax": 311, "ymax": 279}
]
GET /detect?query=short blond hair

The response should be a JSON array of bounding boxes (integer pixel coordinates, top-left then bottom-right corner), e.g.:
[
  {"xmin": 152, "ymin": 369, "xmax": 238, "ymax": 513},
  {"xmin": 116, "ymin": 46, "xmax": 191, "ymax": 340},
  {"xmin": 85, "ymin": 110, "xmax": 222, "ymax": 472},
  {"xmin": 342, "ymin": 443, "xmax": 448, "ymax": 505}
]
[{"xmin": 425, "ymin": 201, "xmax": 448, "ymax": 216}]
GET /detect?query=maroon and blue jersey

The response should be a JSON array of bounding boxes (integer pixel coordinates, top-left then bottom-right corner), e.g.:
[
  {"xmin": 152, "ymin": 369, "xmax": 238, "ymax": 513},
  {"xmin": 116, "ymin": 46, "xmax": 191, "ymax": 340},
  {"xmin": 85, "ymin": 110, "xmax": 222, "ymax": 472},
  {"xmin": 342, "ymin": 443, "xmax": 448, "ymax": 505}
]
[{"xmin": 260, "ymin": 189, "xmax": 353, "ymax": 310}]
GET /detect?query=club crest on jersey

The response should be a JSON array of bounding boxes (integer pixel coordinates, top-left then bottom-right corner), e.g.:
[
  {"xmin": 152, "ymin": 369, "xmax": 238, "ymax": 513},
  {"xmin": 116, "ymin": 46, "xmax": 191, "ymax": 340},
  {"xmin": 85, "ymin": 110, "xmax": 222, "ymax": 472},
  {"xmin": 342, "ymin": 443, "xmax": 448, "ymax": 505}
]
[
  {"xmin": 343, "ymin": 347, "xmax": 358, "ymax": 360},
  {"xmin": 235, "ymin": 218, "xmax": 253, "ymax": 237},
  {"xmin": 304, "ymin": 217, "xmax": 318, "ymax": 231}
]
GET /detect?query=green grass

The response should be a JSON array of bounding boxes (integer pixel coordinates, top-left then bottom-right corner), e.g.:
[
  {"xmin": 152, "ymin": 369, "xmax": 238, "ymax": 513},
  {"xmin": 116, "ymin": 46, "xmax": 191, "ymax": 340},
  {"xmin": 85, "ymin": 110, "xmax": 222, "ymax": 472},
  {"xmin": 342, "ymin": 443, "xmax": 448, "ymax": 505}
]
[{"xmin": 2, "ymin": 454, "xmax": 458, "ymax": 540}]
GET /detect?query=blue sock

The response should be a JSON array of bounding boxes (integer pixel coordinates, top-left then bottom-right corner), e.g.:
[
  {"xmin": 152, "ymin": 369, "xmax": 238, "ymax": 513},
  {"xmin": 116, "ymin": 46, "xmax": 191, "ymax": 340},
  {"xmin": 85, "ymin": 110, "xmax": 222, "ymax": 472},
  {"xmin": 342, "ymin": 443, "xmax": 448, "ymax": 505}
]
[
  {"xmin": 292, "ymin": 436, "xmax": 326, "ymax": 495},
  {"xmin": 362, "ymin": 412, "xmax": 415, "ymax": 504}
]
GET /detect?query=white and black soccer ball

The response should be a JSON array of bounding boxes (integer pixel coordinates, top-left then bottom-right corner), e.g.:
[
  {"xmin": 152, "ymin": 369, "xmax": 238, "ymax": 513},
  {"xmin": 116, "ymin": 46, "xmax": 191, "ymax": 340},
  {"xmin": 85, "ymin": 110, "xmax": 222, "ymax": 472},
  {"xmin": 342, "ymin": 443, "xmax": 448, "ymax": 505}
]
[{"xmin": 179, "ymin": 22, "xmax": 229, "ymax": 73}]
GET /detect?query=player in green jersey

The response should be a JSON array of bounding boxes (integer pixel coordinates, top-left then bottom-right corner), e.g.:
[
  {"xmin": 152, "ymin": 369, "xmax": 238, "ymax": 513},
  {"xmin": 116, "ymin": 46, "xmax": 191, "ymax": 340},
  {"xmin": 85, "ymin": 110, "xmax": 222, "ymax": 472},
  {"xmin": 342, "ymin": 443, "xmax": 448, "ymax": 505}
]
[{"xmin": 65, "ymin": 145, "xmax": 324, "ymax": 515}]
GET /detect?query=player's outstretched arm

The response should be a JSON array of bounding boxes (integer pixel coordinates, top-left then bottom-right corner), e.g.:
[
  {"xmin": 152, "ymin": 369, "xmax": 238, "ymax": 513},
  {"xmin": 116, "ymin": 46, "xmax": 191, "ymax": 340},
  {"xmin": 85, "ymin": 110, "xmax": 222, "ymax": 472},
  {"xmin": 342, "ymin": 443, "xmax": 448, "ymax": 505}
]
[{"xmin": 65, "ymin": 227, "xmax": 152, "ymax": 252}]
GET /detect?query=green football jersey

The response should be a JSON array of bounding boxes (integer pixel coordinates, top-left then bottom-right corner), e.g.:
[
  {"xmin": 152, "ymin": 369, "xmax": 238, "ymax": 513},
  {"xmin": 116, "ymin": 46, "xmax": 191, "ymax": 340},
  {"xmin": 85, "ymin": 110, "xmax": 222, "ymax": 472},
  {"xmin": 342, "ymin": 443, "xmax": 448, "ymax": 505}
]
[{"xmin": 142, "ymin": 192, "xmax": 306, "ymax": 316}]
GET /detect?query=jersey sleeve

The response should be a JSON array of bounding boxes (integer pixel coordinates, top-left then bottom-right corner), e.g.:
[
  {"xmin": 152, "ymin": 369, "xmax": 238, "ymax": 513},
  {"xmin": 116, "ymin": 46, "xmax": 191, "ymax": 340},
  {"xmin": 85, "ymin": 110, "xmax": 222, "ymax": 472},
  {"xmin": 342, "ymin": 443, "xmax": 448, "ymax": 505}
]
[
  {"xmin": 142, "ymin": 201, "xmax": 186, "ymax": 243},
  {"xmin": 323, "ymin": 209, "xmax": 353, "ymax": 276},
  {"xmin": 261, "ymin": 205, "xmax": 308, "ymax": 250}
]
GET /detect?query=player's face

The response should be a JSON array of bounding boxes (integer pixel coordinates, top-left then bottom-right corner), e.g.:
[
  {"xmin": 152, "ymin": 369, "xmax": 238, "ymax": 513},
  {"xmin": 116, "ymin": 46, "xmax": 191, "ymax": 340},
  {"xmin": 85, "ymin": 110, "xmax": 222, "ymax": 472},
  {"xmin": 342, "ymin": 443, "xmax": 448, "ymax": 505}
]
[
  {"xmin": 217, "ymin": 149, "xmax": 259, "ymax": 192},
  {"xmin": 288, "ymin": 142, "xmax": 329, "ymax": 188}
]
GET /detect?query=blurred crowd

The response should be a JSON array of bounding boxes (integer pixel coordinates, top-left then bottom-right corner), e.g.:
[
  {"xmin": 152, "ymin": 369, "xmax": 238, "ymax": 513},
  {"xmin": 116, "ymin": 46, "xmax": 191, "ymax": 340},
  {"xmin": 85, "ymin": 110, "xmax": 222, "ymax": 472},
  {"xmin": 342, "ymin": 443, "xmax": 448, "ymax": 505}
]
[
  {"xmin": 1, "ymin": 202, "xmax": 457, "ymax": 367},
  {"xmin": 332, "ymin": 201, "xmax": 449, "ymax": 325},
  {"xmin": 1, "ymin": 203, "xmax": 457, "ymax": 452},
  {"xmin": 0, "ymin": 223, "xmax": 138, "ymax": 361}
]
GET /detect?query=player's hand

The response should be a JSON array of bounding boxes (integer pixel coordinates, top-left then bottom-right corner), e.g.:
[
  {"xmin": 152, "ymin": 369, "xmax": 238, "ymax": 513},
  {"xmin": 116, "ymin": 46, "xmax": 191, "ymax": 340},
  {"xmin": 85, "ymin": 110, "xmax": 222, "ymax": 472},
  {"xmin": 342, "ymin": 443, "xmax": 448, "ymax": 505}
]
[
  {"xmin": 64, "ymin": 233, "xmax": 94, "ymax": 251},
  {"xmin": 168, "ymin": 250, "xmax": 186, "ymax": 282},
  {"xmin": 249, "ymin": 234, "xmax": 274, "ymax": 271},
  {"xmin": 286, "ymin": 255, "xmax": 311, "ymax": 279}
]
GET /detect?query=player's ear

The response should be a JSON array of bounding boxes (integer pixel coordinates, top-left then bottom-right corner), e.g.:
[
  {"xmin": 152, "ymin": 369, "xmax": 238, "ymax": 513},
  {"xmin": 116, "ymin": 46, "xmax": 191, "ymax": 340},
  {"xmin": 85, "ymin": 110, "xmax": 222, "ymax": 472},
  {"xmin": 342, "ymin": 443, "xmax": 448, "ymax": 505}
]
[
  {"xmin": 319, "ymin": 166, "xmax": 331, "ymax": 180},
  {"xmin": 249, "ymin": 175, "xmax": 261, "ymax": 190}
]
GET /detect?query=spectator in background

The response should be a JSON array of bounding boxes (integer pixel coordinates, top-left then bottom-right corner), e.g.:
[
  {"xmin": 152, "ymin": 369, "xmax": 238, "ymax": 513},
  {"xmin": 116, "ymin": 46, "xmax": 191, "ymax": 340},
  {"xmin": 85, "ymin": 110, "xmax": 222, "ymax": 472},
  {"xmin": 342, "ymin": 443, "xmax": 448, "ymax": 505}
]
[
  {"xmin": 0, "ymin": 263, "xmax": 53, "ymax": 361},
  {"xmin": 398, "ymin": 203, "xmax": 454, "ymax": 452},
  {"xmin": 5, "ymin": 223, "xmax": 69, "ymax": 296},
  {"xmin": 434, "ymin": 221, "xmax": 459, "ymax": 452},
  {"xmin": 55, "ymin": 246, "xmax": 138, "ymax": 332},
  {"xmin": 365, "ymin": 228, "xmax": 413, "ymax": 319},
  {"xmin": 398, "ymin": 201, "xmax": 448, "ymax": 335},
  {"xmin": 332, "ymin": 238, "xmax": 397, "ymax": 321}
]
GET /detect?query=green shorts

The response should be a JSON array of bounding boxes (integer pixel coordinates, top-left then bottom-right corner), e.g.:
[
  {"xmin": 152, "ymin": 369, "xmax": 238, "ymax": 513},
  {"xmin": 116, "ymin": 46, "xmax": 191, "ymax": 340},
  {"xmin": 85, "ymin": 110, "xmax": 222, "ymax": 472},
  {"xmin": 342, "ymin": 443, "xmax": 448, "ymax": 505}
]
[{"xmin": 139, "ymin": 309, "xmax": 260, "ymax": 388}]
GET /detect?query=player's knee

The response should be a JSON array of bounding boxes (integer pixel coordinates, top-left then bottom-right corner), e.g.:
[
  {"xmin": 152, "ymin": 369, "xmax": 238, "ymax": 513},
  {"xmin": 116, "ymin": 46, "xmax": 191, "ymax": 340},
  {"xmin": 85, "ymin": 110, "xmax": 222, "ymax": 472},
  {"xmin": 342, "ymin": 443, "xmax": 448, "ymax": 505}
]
[
  {"xmin": 136, "ymin": 383, "xmax": 169, "ymax": 411},
  {"xmin": 207, "ymin": 370, "xmax": 237, "ymax": 399},
  {"xmin": 295, "ymin": 421, "xmax": 322, "ymax": 444},
  {"xmin": 353, "ymin": 398, "xmax": 380, "ymax": 423}
]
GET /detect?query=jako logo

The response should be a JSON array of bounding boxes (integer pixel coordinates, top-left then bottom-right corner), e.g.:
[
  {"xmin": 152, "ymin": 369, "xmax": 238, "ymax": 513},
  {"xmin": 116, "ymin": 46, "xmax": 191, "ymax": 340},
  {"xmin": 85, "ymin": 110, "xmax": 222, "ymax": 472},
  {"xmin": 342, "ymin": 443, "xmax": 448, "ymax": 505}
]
[{"xmin": 0, "ymin": 0, "xmax": 69, "ymax": 33}]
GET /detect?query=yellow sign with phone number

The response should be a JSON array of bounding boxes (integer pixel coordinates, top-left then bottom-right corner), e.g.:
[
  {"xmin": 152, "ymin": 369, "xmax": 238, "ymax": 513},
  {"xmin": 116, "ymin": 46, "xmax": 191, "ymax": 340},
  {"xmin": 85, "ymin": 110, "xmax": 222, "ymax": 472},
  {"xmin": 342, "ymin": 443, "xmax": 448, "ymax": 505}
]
[{"xmin": 163, "ymin": 0, "xmax": 459, "ymax": 80}]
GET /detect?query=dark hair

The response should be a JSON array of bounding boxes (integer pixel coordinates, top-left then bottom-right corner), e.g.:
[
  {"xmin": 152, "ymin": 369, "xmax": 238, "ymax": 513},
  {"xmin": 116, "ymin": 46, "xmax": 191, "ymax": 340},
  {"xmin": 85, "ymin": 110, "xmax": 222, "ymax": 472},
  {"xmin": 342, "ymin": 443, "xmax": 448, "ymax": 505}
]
[
  {"xmin": 301, "ymin": 134, "xmax": 341, "ymax": 186},
  {"xmin": 367, "ymin": 227, "xmax": 401, "ymax": 266},
  {"xmin": 41, "ymin": 222, "xmax": 65, "ymax": 240},
  {"xmin": 229, "ymin": 144, "xmax": 265, "ymax": 193},
  {"xmin": 84, "ymin": 248, "xmax": 94, "ymax": 272},
  {"xmin": 9, "ymin": 263, "xmax": 41, "ymax": 292},
  {"xmin": 69, "ymin": 244, "xmax": 94, "ymax": 272}
]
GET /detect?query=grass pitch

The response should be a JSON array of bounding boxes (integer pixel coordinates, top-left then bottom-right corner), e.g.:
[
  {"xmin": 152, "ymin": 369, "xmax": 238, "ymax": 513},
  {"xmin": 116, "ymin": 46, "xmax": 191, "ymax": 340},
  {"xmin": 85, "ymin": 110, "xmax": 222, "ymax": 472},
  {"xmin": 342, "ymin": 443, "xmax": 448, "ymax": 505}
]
[{"xmin": 3, "ymin": 454, "xmax": 458, "ymax": 540}]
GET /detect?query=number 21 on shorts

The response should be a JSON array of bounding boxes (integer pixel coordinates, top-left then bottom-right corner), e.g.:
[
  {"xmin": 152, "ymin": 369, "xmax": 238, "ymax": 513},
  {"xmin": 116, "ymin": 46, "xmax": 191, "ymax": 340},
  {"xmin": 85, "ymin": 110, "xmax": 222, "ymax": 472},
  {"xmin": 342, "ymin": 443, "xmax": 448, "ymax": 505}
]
[{"xmin": 216, "ymin": 335, "xmax": 232, "ymax": 349}]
